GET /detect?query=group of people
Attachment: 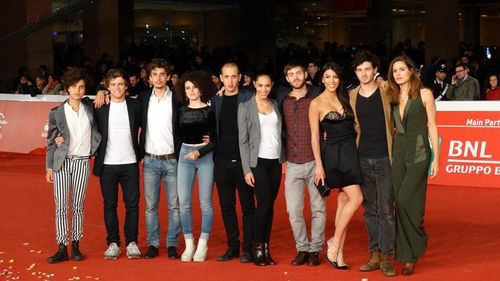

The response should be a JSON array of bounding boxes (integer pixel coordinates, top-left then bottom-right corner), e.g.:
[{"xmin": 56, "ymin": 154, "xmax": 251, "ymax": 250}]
[
  {"xmin": 428, "ymin": 60, "xmax": 500, "ymax": 100},
  {"xmin": 45, "ymin": 50, "xmax": 439, "ymax": 277}
]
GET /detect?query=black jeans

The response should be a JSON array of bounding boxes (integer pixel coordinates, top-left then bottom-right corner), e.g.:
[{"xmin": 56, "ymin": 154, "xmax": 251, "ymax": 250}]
[
  {"xmin": 100, "ymin": 163, "xmax": 140, "ymax": 246},
  {"xmin": 214, "ymin": 158, "xmax": 255, "ymax": 252},
  {"xmin": 252, "ymin": 158, "xmax": 281, "ymax": 244},
  {"xmin": 359, "ymin": 157, "xmax": 395, "ymax": 254}
]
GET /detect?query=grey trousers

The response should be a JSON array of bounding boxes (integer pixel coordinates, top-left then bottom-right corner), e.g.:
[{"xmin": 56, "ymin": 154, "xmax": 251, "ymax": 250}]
[{"xmin": 284, "ymin": 161, "xmax": 326, "ymax": 252}]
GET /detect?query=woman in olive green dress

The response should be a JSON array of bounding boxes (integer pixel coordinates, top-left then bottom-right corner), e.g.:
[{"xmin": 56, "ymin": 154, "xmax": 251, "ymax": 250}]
[{"xmin": 386, "ymin": 56, "xmax": 439, "ymax": 276}]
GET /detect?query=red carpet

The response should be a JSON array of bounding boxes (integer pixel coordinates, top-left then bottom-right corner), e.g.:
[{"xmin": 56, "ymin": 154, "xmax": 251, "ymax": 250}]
[{"xmin": 1, "ymin": 152, "xmax": 499, "ymax": 281}]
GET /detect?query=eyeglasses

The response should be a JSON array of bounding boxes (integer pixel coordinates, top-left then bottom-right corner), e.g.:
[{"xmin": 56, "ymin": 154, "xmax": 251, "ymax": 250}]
[{"xmin": 455, "ymin": 69, "xmax": 465, "ymax": 73}]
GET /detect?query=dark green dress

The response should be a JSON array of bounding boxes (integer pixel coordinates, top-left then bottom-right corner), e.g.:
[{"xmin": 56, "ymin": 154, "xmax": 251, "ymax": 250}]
[{"xmin": 392, "ymin": 95, "xmax": 430, "ymax": 263}]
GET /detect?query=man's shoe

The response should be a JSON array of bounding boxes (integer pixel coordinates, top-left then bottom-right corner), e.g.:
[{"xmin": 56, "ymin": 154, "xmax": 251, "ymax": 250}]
[
  {"xmin": 291, "ymin": 251, "xmax": 308, "ymax": 266},
  {"xmin": 167, "ymin": 246, "xmax": 180, "ymax": 259},
  {"xmin": 307, "ymin": 252, "xmax": 321, "ymax": 266},
  {"xmin": 104, "ymin": 242, "xmax": 120, "ymax": 260},
  {"xmin": 359, "ymin": 249, "xmax": 381, "ymax": 272},
  {"xmin": 380, "ymin": 253, "xmax": 396, "ymax": 277},
  {"xmin": 240, "ymin": 251, "xmax": 253, "ymax": 263},
  {"xmin": 217, "ymin": 248, "xmax": 239, "ymax": 262},
  {"xmin": 47, "ymin": 244, "xmax": 69, "ymax": 264},
  {"xmin": 402, "ymin": 262, "xmax": 415, "ymax": 276},
  {"xmin": 144, "ymin": 246, "xmax": 159, "ymax": 259},
  {"xmin": 126, "ymin": 242, "xmax": 141, "ymax": 259},
  {"xmin": 71, "ymin": 241, "xmax": 84, "ymax": 261}
]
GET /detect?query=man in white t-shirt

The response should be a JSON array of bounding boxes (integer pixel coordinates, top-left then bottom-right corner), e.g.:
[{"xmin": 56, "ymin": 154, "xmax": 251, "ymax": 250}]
[{"xmin": 93, "ymin": 69, "xmax": 143, "ymax": 260}]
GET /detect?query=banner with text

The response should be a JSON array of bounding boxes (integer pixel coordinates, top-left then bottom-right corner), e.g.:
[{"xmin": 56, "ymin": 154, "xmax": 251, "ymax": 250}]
[{"xmin": 429, "ymin": 101, "xmax": 499, "ymax": 188}]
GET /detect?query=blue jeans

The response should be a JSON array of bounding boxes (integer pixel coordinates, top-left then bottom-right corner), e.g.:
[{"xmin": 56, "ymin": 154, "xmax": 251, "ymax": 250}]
[
  {"xmin": 359, "ymin": 157, "xmax": 395, "ymax": 254},
  {"xmin": 143, "ymin": 156, "xmax": 180, "ymax": 247},
  {"xmin": 177, "ymin": 144, "xmax": 214, "ymax": 240}
]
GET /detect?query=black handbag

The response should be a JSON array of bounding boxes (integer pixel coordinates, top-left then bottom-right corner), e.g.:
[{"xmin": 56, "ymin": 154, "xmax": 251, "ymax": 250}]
[{"xmin": 315, "ymin": 178, "xmax": 331, "ymax": 197}]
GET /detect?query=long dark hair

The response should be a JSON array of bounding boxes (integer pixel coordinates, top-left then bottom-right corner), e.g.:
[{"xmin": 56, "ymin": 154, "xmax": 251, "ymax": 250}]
[
  {"xmin": 320, "ymin": 62, "xmax": 353, "ymax": 116},
  {"xmin": 387, "ymin": 56, "xmax": 423, "ymax": 105}
]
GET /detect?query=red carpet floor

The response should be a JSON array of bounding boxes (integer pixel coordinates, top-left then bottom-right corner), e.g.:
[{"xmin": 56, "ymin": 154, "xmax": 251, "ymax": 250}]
[{"xmin": 1, "ymin": 152, "xmax": 499, "ymax": 281}]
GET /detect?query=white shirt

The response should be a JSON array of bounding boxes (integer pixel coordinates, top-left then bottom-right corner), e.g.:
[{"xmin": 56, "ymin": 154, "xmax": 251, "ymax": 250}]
[
  {"xmin": 145, "ymin": 88, "xmax": 175, "ymax": 155},
  {"xmin": 64, "ymin": 102, "xmax": 91, "ymax": 157},
  {"xmin": 103, "ymin": 101, "xmax": 136, "ymax": 164},
  {"xmin": 258, "ymin": 110, "xmax": 280, "ymax": 159}
]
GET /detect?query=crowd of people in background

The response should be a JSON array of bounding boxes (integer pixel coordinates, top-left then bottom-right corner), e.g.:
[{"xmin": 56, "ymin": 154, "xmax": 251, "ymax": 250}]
[{"xmin": 9, "ymin": 40, "xmax": 500, "ymax": 101}]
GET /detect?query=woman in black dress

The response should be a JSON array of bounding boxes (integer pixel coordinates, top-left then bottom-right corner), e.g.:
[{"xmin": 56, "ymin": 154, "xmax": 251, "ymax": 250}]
[{"xmin": 309, "ymin": 62, "xmax": 363, "ymax": 269}]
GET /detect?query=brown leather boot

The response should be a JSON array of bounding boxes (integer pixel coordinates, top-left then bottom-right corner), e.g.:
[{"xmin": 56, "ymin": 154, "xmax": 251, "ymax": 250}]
[
  {"xmin": 380, "ymin": 253, "xmax": 396, "ymax": 277},
  {"xmin": 359, "ymin": 249, "xmax": 381, "ymax": 272},
  {"xmin": 402, "ymin": 262, "xmax": 415, "ymax": 276}
]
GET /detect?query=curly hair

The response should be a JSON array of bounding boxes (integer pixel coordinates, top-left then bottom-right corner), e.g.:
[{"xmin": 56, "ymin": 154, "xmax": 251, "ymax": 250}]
[
  {"xmin": 351, "ymin": 49, "xmax": 380, "ymax": 71},
  {"xmin": 147, "ymin": 58, "xmax": 173, "ymax": 76},
  {"xmin": 176, "ymin": 70, "xmax": 216, "ymax": 105},
  {"xmin": 60, "ymin": 68, "xmax": 90, "ymax": 90}
]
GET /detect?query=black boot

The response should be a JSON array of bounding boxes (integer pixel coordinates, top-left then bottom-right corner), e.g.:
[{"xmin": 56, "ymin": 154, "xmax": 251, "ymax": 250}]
[
  {"xmin": 264, "ymin": 243, "xmax": 276, "ymax": 266},
  {"xmin": 47, "ymin": 244, "xmax": 69, "ymax": 264},
  {"xmin": 253, "ymin": 242, "xmax": 266, "ymax": 266},
  {"xmin": 71, "ymin": 241, "xmax": 84, "ymax": 261}
]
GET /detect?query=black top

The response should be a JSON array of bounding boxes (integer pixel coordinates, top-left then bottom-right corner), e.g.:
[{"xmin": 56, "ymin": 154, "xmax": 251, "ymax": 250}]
[
  {"xmin": 178, "ymin": 105, "xmax": 217, "ymax": 157},
  {"xmin": 356, "ymin": 88, "xmax": 389, "ymax": 159},
  {"xmin": 215, "ymin": 94, "xmax": 240, "ymax": 160}
]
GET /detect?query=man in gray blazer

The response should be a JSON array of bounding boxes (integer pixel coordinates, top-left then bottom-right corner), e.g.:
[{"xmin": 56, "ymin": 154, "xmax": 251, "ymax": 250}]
[{"xmin": 45, "ymin": 68, "xmax": 101, "ymax": 264}]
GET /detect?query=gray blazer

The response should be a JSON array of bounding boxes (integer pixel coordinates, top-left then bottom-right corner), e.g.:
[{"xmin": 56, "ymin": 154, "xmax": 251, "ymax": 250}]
[
  {"xmin": 238, "ymin": 95, "xmax": 285, "ymax": 175},
  {"xmin": 46, "ymin": 98, "xmax": 101, "ymax": 172}
]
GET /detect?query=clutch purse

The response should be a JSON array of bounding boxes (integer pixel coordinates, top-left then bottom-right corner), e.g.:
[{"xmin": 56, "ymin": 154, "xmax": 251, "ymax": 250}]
[{"xmin": 315, "ymin": 178, "xmax": 331, "ymax": 197}]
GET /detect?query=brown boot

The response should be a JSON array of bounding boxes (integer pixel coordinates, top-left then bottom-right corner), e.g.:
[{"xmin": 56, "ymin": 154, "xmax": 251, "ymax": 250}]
[
  {"xmin": 380, "ymin": 253, "xmax": 396, "ymax": 277},
  {"xmin": 359, "ymin": 249, "xmax": 380, "ymax": 272},
  {"xmin": 402, "ymin": 262, "xmax": 415, "ymax": 276}
]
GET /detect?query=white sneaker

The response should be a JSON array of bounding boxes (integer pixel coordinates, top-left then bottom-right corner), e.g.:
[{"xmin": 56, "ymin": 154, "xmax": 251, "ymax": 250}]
[
  {"xmin": 181, "ymin": 238, "xmax": 195, "ymax": 262},
  {"xmin": 126, "ymin": 242, "xmax": 141, "ymax": 259},
  {"xmin": 193, "ymin": 238, "xmax": 208, "ymax": 262},
  {"xmin": 104, "ymin": 243, "xmax": 120, "ymax": 260}
]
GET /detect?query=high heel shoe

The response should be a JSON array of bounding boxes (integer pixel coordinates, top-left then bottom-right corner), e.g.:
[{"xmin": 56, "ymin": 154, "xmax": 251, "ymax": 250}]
[
  {"xmin": 253, "ymin": 242, "xmax": 266, "ymax": 266},
  {"xmin": 336, "ymin": 250, "xmax": 350, "ymax": 270},
  {"xmin": 325, "ymin": 240, "xmax": 349, "ymax": 270},
  {"xmin": 264, "ymin": 243, "xmax": 276, "ymax": 266}
]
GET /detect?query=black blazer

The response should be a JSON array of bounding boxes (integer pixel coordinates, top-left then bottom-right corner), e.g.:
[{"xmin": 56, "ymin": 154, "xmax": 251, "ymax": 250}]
[
  {"xmin": 93, "ymin": 97, "xmax": 143, "ymax": 177},
  {"xmin": 138, "ymin": 87, "xmax": 181, "ymax": 160}
]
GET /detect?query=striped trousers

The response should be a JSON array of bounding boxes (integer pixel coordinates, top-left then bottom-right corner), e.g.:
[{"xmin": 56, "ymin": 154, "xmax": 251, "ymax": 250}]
[{"xmin": 53, "ymin": 157, "xmax": 90, "ymax": 245}]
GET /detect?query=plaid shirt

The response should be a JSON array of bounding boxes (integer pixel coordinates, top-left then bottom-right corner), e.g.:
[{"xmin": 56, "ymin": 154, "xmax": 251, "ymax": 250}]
[{"xmin": 283, "ymin": 94, "xmax": 314, "ymax": 164}]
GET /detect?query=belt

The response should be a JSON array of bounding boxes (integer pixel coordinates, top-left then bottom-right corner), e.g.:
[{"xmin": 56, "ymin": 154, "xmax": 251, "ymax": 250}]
[
  {"xmin": 145, "ymin": 152, "xmax": 176, "ymax": 160},
  {"xmin": 66, "ymin": 155, "xmax": 90, "ymax": 160}
]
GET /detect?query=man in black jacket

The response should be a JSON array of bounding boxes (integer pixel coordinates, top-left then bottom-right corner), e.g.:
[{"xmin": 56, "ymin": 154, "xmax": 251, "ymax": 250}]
[{"xmin": 93, "ymin": 69, "xmax": 143, "ymax": 260}]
